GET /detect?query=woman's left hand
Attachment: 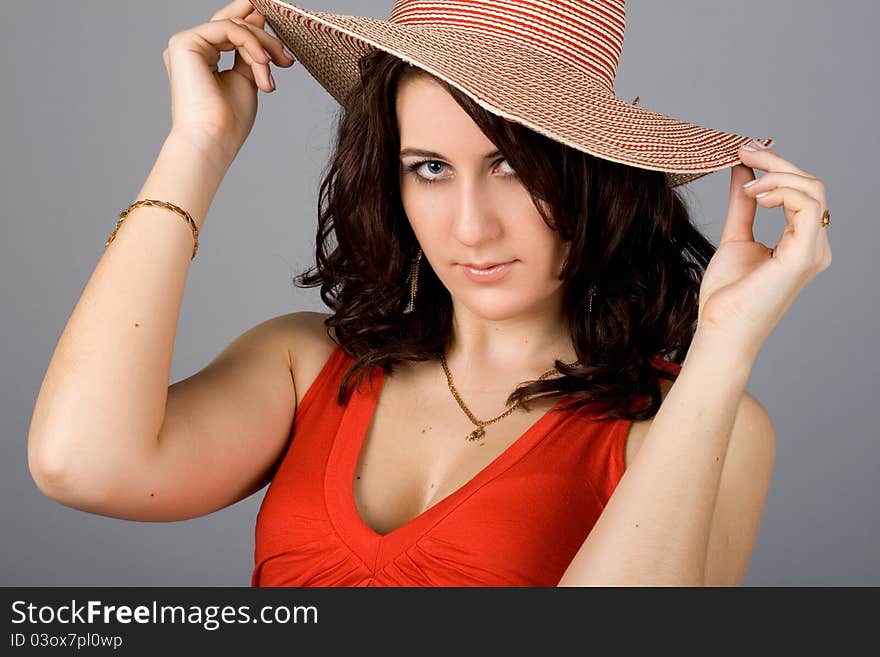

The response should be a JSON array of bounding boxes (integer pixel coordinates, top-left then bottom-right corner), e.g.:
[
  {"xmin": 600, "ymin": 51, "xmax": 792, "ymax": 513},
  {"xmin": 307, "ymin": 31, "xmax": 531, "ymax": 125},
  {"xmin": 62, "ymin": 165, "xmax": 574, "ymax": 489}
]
[{"xmin": 694, "ymin": 140, "xmax": 832, "ymax": 358}]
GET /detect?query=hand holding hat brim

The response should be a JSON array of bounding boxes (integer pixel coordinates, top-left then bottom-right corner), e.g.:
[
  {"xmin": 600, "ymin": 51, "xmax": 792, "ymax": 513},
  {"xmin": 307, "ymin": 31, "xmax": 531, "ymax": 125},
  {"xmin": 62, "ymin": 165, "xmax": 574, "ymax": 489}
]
[{"xmin": 693, "ymin": 141, "xmax": 832, "ymax": 356}]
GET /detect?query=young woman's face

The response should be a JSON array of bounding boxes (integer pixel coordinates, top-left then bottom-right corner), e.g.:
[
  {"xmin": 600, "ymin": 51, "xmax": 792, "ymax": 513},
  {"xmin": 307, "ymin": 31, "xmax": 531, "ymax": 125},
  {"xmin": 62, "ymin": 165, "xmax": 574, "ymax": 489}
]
[{"xmin": 396, "ymin": 74, "xmax": 570, "ymax": 321}]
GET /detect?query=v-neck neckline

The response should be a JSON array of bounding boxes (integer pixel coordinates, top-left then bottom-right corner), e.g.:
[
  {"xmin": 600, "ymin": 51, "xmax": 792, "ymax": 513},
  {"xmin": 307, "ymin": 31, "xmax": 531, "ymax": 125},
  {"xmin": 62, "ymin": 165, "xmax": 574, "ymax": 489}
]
[{"xmin": 323, "ymin": 359, "xmax": 576, "ymax": 573}]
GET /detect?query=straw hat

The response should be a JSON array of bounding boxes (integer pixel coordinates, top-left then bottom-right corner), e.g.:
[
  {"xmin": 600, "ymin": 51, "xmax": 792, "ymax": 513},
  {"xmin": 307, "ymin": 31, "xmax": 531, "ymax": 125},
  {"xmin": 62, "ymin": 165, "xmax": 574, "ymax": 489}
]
[{"xmin": 248, "ymin": 0, "xmax": 773, "ymax": 187}]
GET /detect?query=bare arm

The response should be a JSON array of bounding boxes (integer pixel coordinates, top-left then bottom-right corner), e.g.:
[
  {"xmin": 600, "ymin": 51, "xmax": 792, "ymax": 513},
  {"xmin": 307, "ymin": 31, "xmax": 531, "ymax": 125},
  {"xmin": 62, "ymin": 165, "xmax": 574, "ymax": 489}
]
[
  {"xmin": 27, "ymin": 133, "xmax": 231, "ymax": 497},
  {"xmin": 27, "ymin": 2, "xmax": 304, "ymax": 517},
  {"xmin": 557, "ymin": 332, "xmax": 762, "ymax": 586},
  {"xmin": 556, "ymin": 139, "xmax": 829, "ymax": 586}
]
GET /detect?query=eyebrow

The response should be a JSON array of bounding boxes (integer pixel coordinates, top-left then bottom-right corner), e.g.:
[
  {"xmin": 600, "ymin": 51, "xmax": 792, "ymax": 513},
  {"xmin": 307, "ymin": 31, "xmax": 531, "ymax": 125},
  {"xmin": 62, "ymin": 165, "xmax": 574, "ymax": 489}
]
[{"xmin": 399, "ymin": 147, "xmax": 503, "ymax": 160}]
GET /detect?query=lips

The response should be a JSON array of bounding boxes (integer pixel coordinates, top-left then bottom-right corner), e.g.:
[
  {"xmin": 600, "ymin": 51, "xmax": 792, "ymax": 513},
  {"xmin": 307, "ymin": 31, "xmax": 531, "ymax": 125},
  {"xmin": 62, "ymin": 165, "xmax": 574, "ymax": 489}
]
[
  {"xmin": 460, "ymin": 261, "xmax": 512, "ymax": 270},
  {"xmin": 459, "ymin": 260, "xmax": 516, "ymax": 282}
]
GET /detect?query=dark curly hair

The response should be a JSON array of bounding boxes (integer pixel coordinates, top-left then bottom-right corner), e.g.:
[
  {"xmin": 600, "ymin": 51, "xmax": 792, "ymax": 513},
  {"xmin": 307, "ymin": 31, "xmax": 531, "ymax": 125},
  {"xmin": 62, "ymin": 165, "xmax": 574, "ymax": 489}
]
[{"xmin": 295, "ymin": 48, "xmax": 716, "ymax": 422}]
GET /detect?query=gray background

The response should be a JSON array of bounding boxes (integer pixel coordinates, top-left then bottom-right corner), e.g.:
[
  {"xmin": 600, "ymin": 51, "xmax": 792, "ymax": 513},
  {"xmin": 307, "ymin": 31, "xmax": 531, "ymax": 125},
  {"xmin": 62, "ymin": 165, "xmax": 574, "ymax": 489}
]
[{"xmin": 2, "ymin": 0, "xmax": 876, "ymax": 586}]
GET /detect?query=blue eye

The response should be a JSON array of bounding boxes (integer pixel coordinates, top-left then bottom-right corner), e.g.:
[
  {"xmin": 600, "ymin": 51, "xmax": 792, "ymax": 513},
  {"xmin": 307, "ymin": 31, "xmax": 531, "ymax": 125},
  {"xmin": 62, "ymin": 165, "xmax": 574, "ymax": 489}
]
[
  {"xmin": 408, "ymin": 160, "xmax": 447, "ymax": 185},
  {"xmin": 404, "ymin": 158, "xmax": 518, "ymax": 185}
]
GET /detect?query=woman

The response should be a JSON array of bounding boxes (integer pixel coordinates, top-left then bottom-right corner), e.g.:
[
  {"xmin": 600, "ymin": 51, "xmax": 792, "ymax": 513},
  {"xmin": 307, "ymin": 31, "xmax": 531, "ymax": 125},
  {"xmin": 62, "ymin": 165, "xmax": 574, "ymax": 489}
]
[{"xmin": 27, "ymin": 0, "xmax": 831, "ymax": 586}]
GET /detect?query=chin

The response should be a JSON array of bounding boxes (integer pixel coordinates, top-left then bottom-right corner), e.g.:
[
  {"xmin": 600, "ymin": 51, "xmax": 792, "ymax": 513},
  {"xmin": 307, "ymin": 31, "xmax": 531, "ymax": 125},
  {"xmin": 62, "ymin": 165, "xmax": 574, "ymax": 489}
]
[{"xmin": 455, "ymin": 292, "xmax": 534, "ymax": 321}]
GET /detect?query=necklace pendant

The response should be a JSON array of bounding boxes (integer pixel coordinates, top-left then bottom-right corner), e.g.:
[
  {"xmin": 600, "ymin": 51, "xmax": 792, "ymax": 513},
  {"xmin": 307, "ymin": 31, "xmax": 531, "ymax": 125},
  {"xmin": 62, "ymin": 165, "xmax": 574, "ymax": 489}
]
[{"xmin": 467, "ymin": 427, "xmax": 486, "ymax": 442}]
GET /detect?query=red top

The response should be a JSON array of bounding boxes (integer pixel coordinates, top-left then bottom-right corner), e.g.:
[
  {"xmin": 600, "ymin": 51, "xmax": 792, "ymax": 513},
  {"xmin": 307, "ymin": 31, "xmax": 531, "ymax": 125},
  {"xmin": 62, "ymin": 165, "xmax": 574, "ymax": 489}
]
[{"xmin": 251, "ymin": 343, "xmax": 681, "ymax": 587}]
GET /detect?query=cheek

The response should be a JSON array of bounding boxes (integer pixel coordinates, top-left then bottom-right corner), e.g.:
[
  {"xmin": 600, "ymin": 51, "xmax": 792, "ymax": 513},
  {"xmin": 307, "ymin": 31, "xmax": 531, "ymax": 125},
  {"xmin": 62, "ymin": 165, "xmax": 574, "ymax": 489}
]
[
  {"xmin": 522, "ymin": 221, "xmax": 567, "ymax": 265},
  {"xmin": 400, "ymin": 183, "xmax": 443, "ymax": 224},
  {"xmin": 544, "ymin": 238, "xmax": 568, "ymax": 276},
  {"xmin": 402, "ymin": 209, "xmax": 449, "ymax": 266},
  {"xmin": 529, "ymin": 232, "xmax": 570, "ymax": 281},
  {"xmin": 403, "ymin": 206, "xmax": 439, "ymax": 248}
]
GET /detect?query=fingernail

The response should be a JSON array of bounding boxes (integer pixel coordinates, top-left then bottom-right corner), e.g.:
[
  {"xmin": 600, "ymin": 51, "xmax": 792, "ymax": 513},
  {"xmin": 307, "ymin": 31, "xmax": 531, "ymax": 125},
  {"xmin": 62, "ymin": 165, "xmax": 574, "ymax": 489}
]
[
  {"xmin": 283, "ymin": 45, "xmax": 295, "ymax": 61},
  {"xmin": 742, "ymin": 179, "xmax": 758, "ymax": 189},
  {"xmin": 741, "ymin": 141, "xmax": 757, "ymax": 152},
  {"xmin": 268, "ymin": 70, "xmax": 276, "ymax": 90}
]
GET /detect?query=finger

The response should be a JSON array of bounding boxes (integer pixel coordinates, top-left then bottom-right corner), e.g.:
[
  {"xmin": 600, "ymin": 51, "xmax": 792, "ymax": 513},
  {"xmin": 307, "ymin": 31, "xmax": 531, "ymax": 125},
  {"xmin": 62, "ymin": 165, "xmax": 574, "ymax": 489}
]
[
  {"xmin": 745, "ymin": 170, "xmax": 830, "ymax": 263},
  {"xmin": 226, "ymin": 18, "xmax": 289, "ymax": 92},
  {"xmin": 751, "ymin": 185, "xmax": 823, "ymax": 266},
  {"xmin": 738, "ymin": 144, "xmax": 831, "ymax": 266},
  {"xmin": 720, "ymin": 163, "xmax": 757, "ymax": 245},
  {"xmin": 230, "ymin": 50, "xmax": 261, "ymax": 90},
  {"xmin": 225, "ymin": 17, "xmax": 259, "ymax": 89},
  {"xmin": 184, "ymin": 18, "xmax": 271, "ymax": 66},
  {"xmin": 738, "ymin": 141, "xmax": 814, "ymax": 177},
  {"xmin": 245, "ymin": 6, "xmax": 266, "ymax": 29},
  {"xmin": 224, "ymin": 26, "xmax": 273, "ymax": 92},
  {"xmin": 742, "ymin": 170, "xmax": 827, "ymax": 212},
  {"xmin": 229, "ymin": 16, "xmax": 294, "ymax": 67},
  {"xmin": 211, "ymin": 0, "xmax": 257, "ymax": 22},
  {"xmin": 174, "ymin": 19, "xmax": 273, "ymax": 91}
]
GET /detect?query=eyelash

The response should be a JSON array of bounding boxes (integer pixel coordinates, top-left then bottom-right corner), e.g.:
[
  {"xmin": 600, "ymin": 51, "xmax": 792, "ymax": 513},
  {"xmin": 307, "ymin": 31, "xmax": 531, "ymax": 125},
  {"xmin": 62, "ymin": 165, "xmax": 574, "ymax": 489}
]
[{"xmin": 404, "ymin": 158, "xmax": 518, "ymax": 185}]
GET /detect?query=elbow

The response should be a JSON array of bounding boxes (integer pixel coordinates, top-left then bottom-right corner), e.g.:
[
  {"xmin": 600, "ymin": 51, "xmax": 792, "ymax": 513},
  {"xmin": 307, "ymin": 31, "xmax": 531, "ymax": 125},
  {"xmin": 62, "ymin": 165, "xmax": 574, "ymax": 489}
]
[
  {"xmin": 27, "ymin": 442, "xmax": 105, "ymax": 510},
  {"xmin": 28, "ymin": 442, "xmax": 74, "ymax": 503},
  {"xmin": 27, "ymin": 439, "xmax": 155, "ymax": 519}
]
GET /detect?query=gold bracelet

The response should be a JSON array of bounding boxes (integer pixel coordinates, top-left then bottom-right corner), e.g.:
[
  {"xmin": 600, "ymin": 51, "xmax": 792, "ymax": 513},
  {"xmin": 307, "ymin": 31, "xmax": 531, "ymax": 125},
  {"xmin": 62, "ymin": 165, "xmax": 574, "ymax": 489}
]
[{"xmin": 106, "ymin": 199, "xmax": 199, "ymax": 260}]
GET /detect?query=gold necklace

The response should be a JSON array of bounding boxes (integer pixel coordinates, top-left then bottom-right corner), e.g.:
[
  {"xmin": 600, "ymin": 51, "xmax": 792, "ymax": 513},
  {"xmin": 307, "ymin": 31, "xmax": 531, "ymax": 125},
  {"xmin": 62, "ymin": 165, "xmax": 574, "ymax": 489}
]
[{"xmin": 439, "ymin": 352, "xmax": 581, "ymax": 442}]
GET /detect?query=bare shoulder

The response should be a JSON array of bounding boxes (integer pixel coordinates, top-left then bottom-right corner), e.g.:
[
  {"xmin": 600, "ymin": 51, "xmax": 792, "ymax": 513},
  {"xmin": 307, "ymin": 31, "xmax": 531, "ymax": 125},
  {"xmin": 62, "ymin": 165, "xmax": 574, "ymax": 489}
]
[
  {"xmin": 273, "ymin": 311, "xmax": 338, "ymax": 410},
  {"xmin": 624, "ymin": 380, "xmax": 772, "ymax": 469}
]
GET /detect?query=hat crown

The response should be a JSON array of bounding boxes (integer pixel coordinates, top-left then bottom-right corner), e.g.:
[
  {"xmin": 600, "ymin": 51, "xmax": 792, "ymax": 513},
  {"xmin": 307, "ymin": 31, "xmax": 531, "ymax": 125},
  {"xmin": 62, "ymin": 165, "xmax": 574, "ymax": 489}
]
[{"xmin": 388, "ymin": 0, "xmax": 626, "ymax": 90}]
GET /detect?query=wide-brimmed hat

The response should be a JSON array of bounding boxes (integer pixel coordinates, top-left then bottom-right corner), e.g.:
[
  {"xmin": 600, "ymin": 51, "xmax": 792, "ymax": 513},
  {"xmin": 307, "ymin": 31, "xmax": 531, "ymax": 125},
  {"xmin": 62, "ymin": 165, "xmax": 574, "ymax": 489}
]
[{"xmin": 248, "ymin": 0, "xmax": 773, "ymax": 187}]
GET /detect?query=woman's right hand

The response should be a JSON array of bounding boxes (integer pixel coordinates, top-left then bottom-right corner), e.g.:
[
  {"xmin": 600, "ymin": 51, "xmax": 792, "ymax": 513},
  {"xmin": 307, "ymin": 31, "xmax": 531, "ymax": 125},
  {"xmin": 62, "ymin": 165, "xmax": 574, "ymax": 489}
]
[{"xmin": 162, "ymin": 0, "xmax": 296, "ymax": 166}]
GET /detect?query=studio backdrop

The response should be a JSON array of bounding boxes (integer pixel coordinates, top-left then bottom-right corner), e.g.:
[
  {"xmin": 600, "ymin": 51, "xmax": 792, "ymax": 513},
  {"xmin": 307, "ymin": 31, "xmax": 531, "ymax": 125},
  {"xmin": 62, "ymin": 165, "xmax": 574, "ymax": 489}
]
[{"xmin": 1, "ymin": 0, "xmax": 876, "ymax": 586}]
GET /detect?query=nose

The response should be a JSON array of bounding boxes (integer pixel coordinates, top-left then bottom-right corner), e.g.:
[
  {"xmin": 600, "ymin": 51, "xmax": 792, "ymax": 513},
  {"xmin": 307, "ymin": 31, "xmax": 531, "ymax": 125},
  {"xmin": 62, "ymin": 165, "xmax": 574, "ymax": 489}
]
[{"xmin": 450, "ymin": 180, "xmax": 503, "ymax": 246}]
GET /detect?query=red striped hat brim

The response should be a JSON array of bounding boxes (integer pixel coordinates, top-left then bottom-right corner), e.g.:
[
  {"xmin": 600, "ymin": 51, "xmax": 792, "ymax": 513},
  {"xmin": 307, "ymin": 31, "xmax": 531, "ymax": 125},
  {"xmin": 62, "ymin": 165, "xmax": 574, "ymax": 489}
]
[{"xmin": 250, "ymin": 0, "xmax": 772, "ymax": 187}]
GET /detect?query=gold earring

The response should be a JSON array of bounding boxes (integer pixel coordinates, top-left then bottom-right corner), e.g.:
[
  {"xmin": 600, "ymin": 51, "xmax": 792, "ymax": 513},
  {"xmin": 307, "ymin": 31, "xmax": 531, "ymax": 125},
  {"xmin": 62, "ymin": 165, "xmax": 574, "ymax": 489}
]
[
  {"xmin": 586, "ymin": 284, "xmax": 597, "ymax": 315},
  {"xmin": 403, "ymin": 249, "xmax": 423, "ymax": 314}
]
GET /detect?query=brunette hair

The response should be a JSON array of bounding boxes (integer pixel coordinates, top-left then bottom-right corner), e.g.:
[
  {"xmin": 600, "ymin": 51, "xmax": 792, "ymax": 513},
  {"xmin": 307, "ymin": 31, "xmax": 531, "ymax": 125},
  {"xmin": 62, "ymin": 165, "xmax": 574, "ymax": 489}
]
[{"xmin": 295, "ymin": 48, "xmax": 715, "ymax": 421}]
